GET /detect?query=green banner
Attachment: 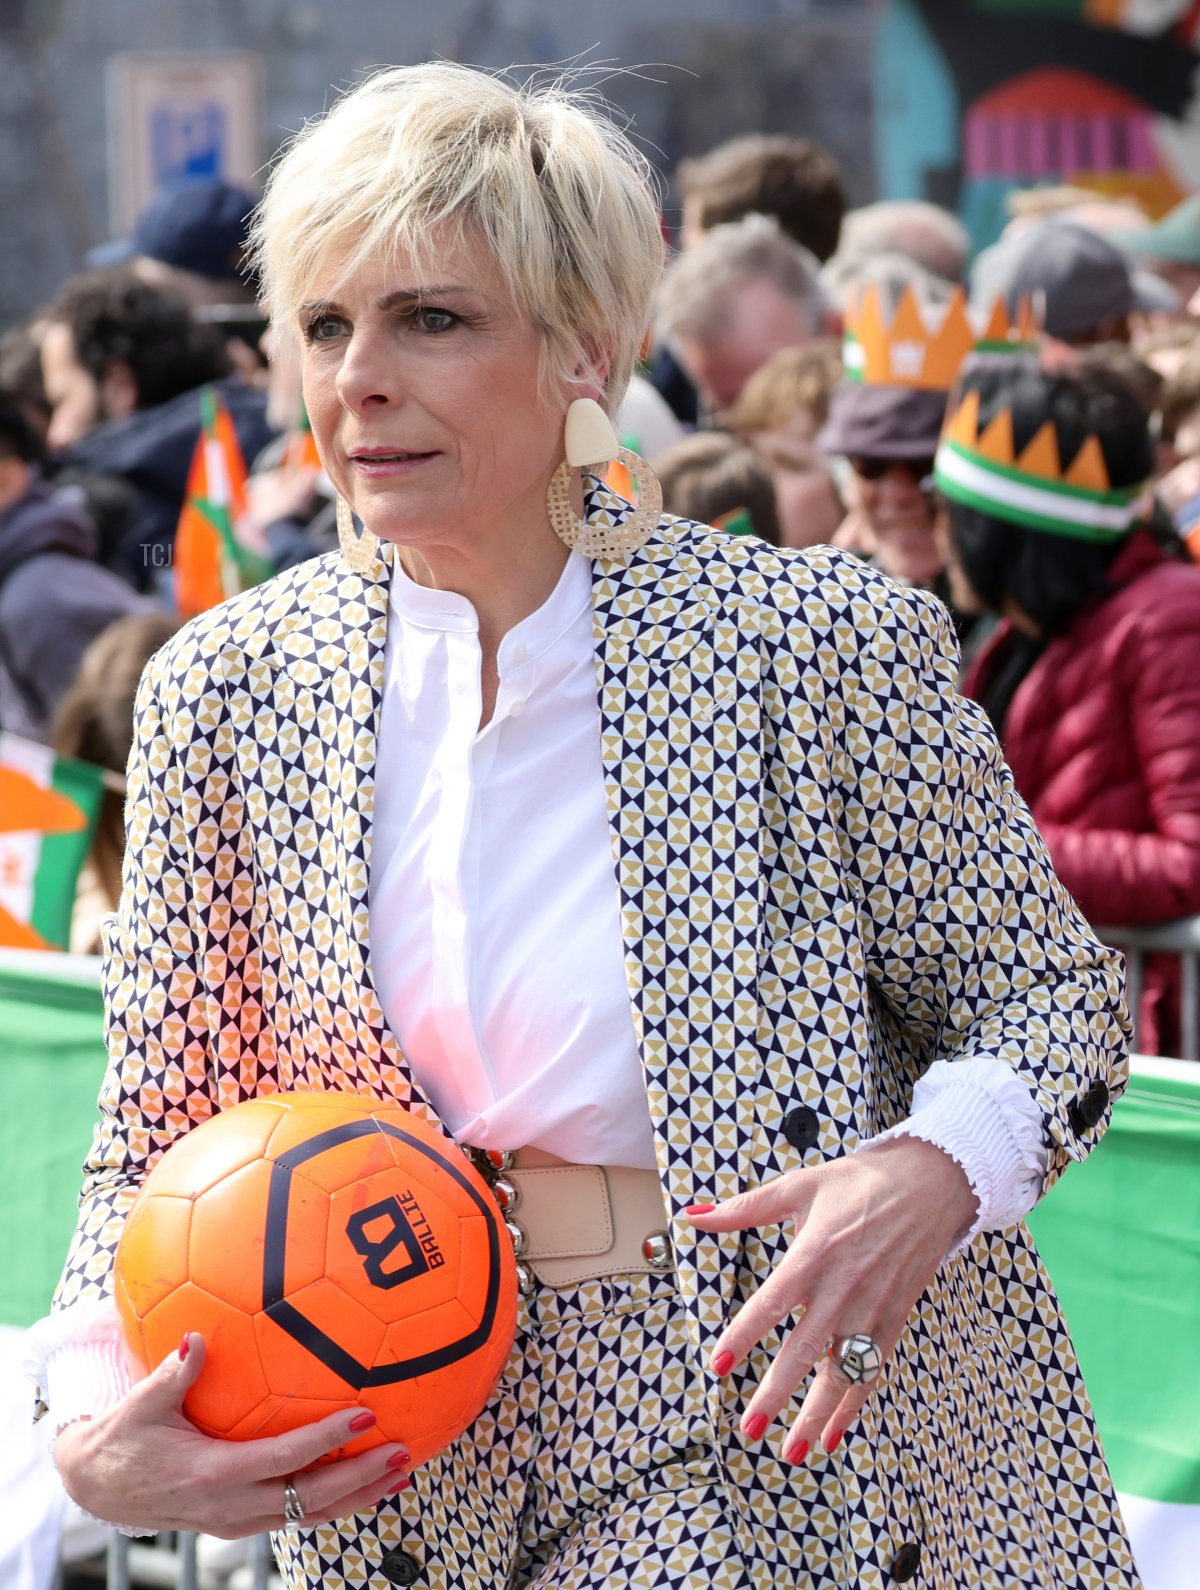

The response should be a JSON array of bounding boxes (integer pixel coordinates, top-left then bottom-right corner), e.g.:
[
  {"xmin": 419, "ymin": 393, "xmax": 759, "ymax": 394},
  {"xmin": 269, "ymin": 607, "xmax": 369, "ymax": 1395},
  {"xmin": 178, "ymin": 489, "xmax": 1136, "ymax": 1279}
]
[
  {"xmin": 1029, "ymin": 1055, "xmax": 1200, "ymax": 1508},
  {"xmin": 0, "ymin": 951, "xmax": 105, "ymax": 1327}
]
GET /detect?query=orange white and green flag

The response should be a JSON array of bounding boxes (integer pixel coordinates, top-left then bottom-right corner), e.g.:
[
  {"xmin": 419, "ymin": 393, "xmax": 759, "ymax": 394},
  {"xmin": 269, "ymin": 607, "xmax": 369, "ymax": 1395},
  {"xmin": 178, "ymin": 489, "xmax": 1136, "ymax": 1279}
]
[
  {"xmin": 281, "ymin": 400, "xmax": 324, "ymax": 475},
  {"xmin": 173, "ymin": 388, "xmax": 272, "ymax": 620},
  {"xmin": 0, "ymin": 733, "xmax": 106, "ymax": 951}
]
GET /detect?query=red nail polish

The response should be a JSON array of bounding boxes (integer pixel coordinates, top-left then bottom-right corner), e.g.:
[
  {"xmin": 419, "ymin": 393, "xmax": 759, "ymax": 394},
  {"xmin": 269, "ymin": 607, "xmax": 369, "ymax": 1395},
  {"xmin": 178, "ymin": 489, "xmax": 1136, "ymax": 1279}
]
[
  {"xmin": 386, "ymin": 1450, "xmax": 412, "ymax": 1471},
  {"xmin": 684, "ymin": 1203, "xmax": 716, "ymax": 1216},
  {"xmin": 349, "ymin": 1411, "xmax": 376, "ymax": 1432},
  {"xmin": 712, "ymin": 1350, "xmax": 735, "ymax": 1376},
  {"xmin": 744, "ymin": 1411, "xmax": 769, "ymax": 1442},
  {"xmin": 784, "ymin": 1438, "xmax": 809, "ymax": 1466},
  {"xmin": 179, "ymin": 1334, "xmax": 190, "ymax": 1362},
  {"xmin": 396, "ymin": 1476, "xmax": 412, "ymax": 1491},
  {"xmin": 825, "ymin": 1429, "xmax": 844, "ymax": 1453}
]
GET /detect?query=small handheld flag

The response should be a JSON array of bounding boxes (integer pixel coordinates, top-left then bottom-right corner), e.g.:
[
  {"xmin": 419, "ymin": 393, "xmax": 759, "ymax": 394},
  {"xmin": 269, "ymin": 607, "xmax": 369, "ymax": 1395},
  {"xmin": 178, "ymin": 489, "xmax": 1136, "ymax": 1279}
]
[
  {"xmin": 281, "ymin": 400, "xmax": 324, "ymax": 475},
  {"xmin": 174, "ymin": 388, "xmax": 272, "ymax": 619}
]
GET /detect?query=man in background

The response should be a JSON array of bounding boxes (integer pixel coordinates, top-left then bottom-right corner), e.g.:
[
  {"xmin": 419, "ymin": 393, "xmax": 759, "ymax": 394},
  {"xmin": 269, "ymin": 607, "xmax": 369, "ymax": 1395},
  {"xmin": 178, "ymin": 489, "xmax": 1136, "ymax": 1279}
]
[
  {"xmin": 0, "ymin": 392, "xmax": 147, "ymax": 740},
  {"xmin": 970, "ymin": 218, "xmax": 1161, "ymax": 347},
  {"xmin": 823, "ymin": 200, "xmax": 969, "ymax": 309},
  {"xmin": 656, "ymin": 214, "xmax": 833, "ymax": 416},
  {"xmin": 39, "ymin": 269, "xmax": 274, "ymax": 587},
  {"xmin": 86, "ymin": 177, "xmax": 264, "ymax": 369},
  {"xmin": 677, "ymin": 133, "xmax": 845, "ymax": 261},
  {"xmin": 653, "ymin": 133, "xmax": 846, "ymax": 422}
]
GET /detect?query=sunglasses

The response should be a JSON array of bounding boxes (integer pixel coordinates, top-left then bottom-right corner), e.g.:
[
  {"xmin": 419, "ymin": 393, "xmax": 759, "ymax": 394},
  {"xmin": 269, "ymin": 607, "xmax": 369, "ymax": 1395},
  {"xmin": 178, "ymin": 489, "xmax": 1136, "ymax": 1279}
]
[{"xmin": 848, "ymin": 454, "xmax": 937, "ymax": 485}]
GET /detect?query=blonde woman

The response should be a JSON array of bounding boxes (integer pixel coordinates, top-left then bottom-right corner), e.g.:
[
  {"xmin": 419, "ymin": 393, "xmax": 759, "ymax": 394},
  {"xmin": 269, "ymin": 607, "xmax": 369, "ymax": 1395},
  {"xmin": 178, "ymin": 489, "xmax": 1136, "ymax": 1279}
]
[{"xmin": 35, "ymin": 64, "xmax": 1139, "ymax": 1590}]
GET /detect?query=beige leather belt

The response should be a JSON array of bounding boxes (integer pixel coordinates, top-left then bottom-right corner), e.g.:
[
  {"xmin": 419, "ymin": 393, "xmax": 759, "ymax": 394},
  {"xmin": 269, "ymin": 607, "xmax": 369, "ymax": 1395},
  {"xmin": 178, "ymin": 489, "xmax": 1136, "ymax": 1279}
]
[{"xmin": 465, "ymin": 1146, "xmax": 674, "ymax": 1291}]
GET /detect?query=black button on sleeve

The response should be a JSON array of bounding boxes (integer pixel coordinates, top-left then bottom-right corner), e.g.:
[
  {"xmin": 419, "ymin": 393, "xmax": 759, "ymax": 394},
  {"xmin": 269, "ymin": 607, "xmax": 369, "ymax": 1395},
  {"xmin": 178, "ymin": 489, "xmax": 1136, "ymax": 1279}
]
[
  {"xmin": 782, "ymin": 1105, "xmax": 820, "ymax": 1152},
  {"xmin": 891, "ymin": 1541, "xmax": 921, "ymax": 1582},
  {"xmin": 381, "ymin": 1550, "xmax": 422, "ymax": 1586},
  {"xmin": 1069, "ymin": 1080, "xmax": 1110, "ymax": 1134}
]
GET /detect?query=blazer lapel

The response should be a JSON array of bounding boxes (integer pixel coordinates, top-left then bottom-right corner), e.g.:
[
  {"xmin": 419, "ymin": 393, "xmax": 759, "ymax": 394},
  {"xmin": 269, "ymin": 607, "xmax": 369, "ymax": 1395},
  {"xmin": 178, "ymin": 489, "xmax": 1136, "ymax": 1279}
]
[
  {"xmin": 225, "ymin": 549, "xmax": 439, "ymax": 1117},
  {"xmin": 592, "ymin": 522, "xmax": 764, "ymax": 1352}
]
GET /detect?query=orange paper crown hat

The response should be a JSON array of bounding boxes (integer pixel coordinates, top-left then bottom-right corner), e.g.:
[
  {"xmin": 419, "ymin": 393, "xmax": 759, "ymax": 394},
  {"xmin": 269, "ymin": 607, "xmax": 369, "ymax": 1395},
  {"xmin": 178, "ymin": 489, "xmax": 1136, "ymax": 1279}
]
[
  {"xmin": 843, "ymin": 284, "xmax": 973, "ymax": 391},
  {"xmin": 934, "ymin": 384, "xmax": 1146, "ymax": 544},
  {"xmin": 843, "ymin": 286, "xmax": 1037, "ymax": 393},
  {"xmin": 940, "ymin": 387, "xmax": 1113, "ymax": 492}
]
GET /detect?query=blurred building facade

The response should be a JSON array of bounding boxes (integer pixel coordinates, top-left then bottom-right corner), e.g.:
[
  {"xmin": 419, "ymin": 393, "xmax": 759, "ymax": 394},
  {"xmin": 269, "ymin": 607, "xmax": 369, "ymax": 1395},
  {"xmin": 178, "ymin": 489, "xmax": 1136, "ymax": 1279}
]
[{"xmin": 0, "ymin": 0, "xmax": 876, "ymax": 330}]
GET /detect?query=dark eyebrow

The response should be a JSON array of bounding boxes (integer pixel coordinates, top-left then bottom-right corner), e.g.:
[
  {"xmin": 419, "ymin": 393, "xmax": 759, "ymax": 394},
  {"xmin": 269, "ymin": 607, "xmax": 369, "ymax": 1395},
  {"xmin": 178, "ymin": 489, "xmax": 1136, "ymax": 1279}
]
[
  {"xmin": 376, "ymin": 286, "xmax": 477, "ymax": 311},
  {"xmin": 297, "ymin": 286, "xmax": 482, "ymax": 322}
]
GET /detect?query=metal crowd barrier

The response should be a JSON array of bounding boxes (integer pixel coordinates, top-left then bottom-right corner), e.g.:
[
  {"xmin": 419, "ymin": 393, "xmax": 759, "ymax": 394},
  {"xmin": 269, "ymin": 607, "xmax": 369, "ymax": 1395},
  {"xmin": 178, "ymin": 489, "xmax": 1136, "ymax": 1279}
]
[
  {"xmin": 93, "ymin": 1533, "xmax": 278, "ymax": 1590},
  {"xmin": 1097, "ymin": 917, "xmax": 1200, "ymax": 1061}
]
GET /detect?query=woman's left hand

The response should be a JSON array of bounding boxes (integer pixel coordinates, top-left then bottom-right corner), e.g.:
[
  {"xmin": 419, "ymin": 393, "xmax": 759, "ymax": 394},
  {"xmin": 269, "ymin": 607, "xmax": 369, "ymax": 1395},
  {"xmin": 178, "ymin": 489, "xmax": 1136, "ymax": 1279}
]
[{"xmin": 684, "ymin": 1137, "xmax": 979, "ymax": 1463}]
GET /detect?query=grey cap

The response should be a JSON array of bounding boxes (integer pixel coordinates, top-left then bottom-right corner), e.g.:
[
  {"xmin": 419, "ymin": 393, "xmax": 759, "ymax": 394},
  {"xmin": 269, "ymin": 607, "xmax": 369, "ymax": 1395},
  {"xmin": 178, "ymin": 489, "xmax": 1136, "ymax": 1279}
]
[
  {"xmin": 817, "ymin": 381, "xmax": 949, "ymax": 459},
  {"xmin": 970, "ymin": 219, "xmax": 1140, "ymax": 340}
]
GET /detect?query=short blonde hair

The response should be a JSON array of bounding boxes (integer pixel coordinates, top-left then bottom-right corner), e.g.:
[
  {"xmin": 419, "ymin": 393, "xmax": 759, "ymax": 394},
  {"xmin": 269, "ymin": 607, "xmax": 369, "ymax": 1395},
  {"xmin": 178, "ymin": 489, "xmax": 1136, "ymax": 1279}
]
[{"xmin": 251, "ymin": 62, "xmax": 665, "ymax": 414}]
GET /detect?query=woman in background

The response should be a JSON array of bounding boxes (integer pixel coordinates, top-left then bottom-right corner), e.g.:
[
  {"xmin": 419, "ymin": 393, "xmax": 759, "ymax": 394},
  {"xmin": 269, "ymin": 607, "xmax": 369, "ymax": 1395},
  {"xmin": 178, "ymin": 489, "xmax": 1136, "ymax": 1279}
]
[
  {"xmin": 51, "ymin": 609, "xmax": 177, "ymax": 951},
  {"xmin": 654, "ymin": 429, "xmax": 782, "ymax": 544},
  {"xmin": 939, "ymin": 352, "xmax": 1200, "ymax": 1055},
  {"xmin": 721, "ymin": 339, "xmax": 843, "ymax": 548}
]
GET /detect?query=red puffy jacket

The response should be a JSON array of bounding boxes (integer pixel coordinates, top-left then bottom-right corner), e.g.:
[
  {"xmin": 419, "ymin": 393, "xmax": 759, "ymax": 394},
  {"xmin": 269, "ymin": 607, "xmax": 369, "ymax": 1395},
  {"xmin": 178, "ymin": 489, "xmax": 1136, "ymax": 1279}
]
[{"xmin": 962, "ymin": 532, "xmax": 1200, "ymax": 1054}]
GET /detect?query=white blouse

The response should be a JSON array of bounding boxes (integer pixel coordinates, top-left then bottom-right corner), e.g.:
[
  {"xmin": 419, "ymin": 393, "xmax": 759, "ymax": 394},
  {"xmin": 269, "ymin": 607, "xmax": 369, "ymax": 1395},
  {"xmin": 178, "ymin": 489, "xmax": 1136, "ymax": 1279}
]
[{"xmin": 369, "ymin": 548, "xmax": 657, "ymax": 1169}]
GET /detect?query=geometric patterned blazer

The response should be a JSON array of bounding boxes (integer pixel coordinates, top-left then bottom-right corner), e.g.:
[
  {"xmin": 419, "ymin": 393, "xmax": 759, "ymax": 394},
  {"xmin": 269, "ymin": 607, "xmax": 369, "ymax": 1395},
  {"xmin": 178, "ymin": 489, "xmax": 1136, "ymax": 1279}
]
[{"xmin": 57, "ymin": 509, "xmax": 1140, "ymax": 1589}]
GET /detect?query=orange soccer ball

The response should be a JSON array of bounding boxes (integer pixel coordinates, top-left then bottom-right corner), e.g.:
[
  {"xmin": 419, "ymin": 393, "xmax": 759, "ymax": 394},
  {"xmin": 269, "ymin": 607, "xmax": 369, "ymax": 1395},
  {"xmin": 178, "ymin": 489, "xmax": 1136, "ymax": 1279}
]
[{"xmin": 114, "ymin": 1091, "xmax": 518, "ymax": 1467}]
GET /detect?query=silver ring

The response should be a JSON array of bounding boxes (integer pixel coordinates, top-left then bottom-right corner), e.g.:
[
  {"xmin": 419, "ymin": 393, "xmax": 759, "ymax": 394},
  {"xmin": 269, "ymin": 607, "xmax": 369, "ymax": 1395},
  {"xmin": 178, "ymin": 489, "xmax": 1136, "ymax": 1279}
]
[
  {"xmin": 283, "ymin": 1480, "xmax": 305, "ymax": 1526},
  {"xmin": 831, "ymin": 1332, "xmax": 883, "ymax": 1387}
]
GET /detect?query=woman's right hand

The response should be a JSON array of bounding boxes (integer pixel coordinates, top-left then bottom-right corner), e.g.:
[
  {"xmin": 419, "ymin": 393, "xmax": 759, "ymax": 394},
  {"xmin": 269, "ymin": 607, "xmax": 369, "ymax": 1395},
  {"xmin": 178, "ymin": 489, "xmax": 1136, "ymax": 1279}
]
[{"xmin": 52, "ymin": 1334, "xmax": 413, "ymax": 1538}]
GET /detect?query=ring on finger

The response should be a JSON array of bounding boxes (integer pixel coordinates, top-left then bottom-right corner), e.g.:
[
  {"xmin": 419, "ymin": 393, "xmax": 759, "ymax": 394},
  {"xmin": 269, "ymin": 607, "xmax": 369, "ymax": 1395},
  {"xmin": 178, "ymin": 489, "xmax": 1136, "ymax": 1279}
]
[
  {"xmin": 283, "ymin": 1480, "xmax": 305, "ymax": 1526},
  {"xmin": 830, "ymin": 1332, "xmax": 883, "ymax": 1387}
]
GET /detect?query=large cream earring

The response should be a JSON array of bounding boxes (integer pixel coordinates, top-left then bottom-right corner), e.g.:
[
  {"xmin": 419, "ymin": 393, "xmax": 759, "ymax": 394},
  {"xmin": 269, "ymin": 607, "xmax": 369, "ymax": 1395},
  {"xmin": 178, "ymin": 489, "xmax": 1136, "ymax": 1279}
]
[
  {"xmin": 336, "ymin": 495, "xmax": 380, "ymax": 573},
  {"xmin": 546, "ymin": 398, "xmax": 662, "ymax": 560}
]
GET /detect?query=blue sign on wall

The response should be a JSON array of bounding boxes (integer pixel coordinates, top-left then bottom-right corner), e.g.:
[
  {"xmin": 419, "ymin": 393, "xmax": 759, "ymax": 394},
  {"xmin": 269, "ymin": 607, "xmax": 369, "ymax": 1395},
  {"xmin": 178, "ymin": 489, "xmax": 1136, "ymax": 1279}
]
[
  {"xmin": 148, "ymin": 100, "xmax": 226, "ymax": 186},
  {"xmin": 108, "ymin": 53, "xmax": 260, "ymax": 233}
]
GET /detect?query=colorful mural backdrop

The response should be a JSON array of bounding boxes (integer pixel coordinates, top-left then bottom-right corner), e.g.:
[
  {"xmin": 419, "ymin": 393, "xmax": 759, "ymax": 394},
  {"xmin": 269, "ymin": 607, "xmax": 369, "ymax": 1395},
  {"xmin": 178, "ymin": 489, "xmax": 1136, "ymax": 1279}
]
[
  {"xmin": 974, "ymin": 1, "xmax": 1200, "ymax": 39},
  {"xmin": 876, "ymin": 0, "xmax": 1200, "ymax": 251}
]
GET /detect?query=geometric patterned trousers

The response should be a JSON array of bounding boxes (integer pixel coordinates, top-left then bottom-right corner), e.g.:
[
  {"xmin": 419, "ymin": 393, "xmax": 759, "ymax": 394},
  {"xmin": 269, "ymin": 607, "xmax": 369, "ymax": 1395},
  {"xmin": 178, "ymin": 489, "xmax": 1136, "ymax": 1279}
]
[{"xmin": 273, "ymin": 1269, "xmax": 756, "ymax": 1589}]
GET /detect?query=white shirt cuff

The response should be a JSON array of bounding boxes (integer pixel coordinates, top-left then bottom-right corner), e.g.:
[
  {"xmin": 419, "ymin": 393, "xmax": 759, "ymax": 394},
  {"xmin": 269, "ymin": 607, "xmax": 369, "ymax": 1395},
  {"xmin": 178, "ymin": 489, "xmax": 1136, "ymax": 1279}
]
[
  {"xmin": 23, "ymin": 1301, "xmax": 152, "ymax": 1537},
  {"xmin": 858, "ymin": 1056, "xmax": 1049, "ymax": 1258}
]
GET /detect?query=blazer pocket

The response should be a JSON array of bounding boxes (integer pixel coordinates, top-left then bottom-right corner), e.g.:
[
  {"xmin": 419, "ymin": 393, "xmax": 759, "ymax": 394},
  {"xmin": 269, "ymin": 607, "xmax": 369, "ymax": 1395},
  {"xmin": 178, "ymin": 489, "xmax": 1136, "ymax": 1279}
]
[
  {"xmin": 757, "ymin": 889, "xmax": 865, "ymax": 995},
  {"xmin": 753, "ymin": 892, "xmax": 873, "ymax": 1163},
  {"xmin": 101, "ymin": 911, "xmax": 200, "ymax": 977},
  {"xmin": 758, "ymin": 876, "xmax": 865, "ymax": 956}
]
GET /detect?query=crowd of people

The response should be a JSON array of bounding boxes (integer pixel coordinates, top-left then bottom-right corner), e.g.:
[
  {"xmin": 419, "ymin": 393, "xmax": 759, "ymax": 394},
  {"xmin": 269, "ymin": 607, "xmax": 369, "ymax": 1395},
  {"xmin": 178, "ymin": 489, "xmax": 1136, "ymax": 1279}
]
[{"xmin": 4, "ymin": 138, "xmax": 1200, "ymax": 1052}]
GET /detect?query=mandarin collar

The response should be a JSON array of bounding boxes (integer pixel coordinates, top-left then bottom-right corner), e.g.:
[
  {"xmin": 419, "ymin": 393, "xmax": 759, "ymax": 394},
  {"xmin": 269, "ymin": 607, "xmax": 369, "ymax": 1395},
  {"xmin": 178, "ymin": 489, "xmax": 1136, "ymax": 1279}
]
[{"xmin": 388, "ymin": 546, "xmax": 592, "ymax": 674}]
